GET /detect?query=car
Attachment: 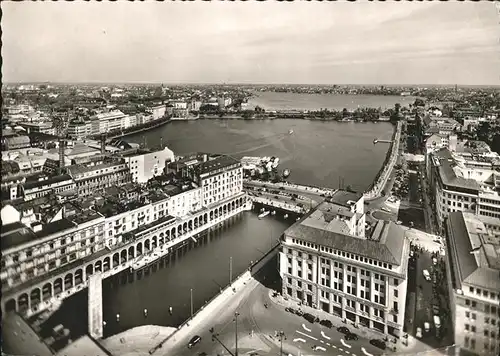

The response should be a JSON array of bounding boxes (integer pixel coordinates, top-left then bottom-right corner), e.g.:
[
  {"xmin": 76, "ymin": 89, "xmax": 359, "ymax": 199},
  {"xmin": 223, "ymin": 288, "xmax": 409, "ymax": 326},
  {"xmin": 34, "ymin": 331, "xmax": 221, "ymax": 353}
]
[
  {"xmin": 344, "ymin": 333, "xmax": 358, "ymax": 341},
  {"xmin": 381, "ymin": 207, "xmax": 391, "ymax": 212},
  {"xmin": 303, "ymin": 313, "xmax": 317, "ymax": 323},
  {"xmin": 423, "ymin": 269, "xmax": 431, "ymax": 281},
  {"xmin": 295, "ymin": 309, "xmax": 304, "ymax": 316},
  {"xmin": 370, "ymin": 339, "xmax": 387, "ymax": 350},
  {"xmin": 285, "ymin": 307, "xmax": 294, "ymax": 313},
  {"xmin": 337, "ymin": 326, "xmax": 350, "ymax": 334},
  {"xmin": 188, "ymin": 335, "xmax": 201, "ymax": 349},
  {"xmin": 432, "ymin": 304, "xmax": 440, "ymax": 314},
  {"xmin": 319, "ymin": 319, "xmax": 333, "ymax": 328},
  {"xmin": 416, "ymin": 327, "xmax": 422, "ymax": 339},
  {"xmin": 432, "ymin": 257, "xmax": 438, "ymax": 265},
  {"xmin": 424, "ymin": 322, "xmax": 430, "ymax": 332},
  {"xmin": 396, "ymin": 220, "xmax": 402, "ymax": 225}
]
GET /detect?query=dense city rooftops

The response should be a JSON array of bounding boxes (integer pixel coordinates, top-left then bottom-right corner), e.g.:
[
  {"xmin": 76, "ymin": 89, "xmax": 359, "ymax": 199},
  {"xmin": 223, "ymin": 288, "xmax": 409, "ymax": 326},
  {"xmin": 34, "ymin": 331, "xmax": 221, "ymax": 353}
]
[
  {"xmin": 447, "ymin": 211, "xmax": 500, "ymax": 292},
  {"xmin": 285, "ymin": 202, "xmax": 406, "ymax": 265}
]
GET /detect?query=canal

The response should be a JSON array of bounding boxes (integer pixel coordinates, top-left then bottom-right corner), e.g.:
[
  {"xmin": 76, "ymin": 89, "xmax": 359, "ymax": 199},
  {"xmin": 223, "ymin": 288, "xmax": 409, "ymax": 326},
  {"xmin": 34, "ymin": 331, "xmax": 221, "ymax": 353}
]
[{"xmin": 39, "ymin": 119, "xmax": 393, "ymax": 342}]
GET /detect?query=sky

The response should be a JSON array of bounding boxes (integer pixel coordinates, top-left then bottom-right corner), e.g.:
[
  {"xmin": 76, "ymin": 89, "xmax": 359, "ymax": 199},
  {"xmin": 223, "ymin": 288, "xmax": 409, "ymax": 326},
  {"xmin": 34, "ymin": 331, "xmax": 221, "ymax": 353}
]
[{"xmin": 2, "ymin": 1, "xmax": 500, "ymax": 86}]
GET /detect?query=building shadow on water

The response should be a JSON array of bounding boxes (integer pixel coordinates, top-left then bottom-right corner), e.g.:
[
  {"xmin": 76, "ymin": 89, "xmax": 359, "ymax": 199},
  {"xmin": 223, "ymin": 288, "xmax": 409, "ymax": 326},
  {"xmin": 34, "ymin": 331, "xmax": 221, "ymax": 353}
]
[{"xmin": 252, "ymin": 253, "xmax": 282, "ymax": 293}]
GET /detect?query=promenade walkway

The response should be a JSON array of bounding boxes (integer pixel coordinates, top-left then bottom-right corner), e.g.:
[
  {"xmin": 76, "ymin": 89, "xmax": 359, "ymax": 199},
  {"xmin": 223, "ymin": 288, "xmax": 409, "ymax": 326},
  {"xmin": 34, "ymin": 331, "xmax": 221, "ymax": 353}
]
[{"xmin": 365, "ymin": 121, "xmax": 403, "ymax": 200}]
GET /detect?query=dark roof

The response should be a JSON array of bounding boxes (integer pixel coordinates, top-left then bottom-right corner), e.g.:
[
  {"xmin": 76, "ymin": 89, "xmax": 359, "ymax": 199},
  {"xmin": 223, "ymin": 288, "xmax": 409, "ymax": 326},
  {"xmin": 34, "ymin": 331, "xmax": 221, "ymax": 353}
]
[
  {"xmin": 198, "ymin": 155, "xmax": 240, "ymax": 175},
  {"xmin": 329, "ymin": 190, "xmax": 362, "ymax": 207},
  {"xmin": 434, "ymin": 150, "xmax": 480, "ymax": 191},
  {"xmin": 285, "ymin": 219, "xmax": 405, "ymax": 265},
  {"xmin": 23, "ymin": 174, "xmax": 73, "ymax": 190},
  {"xmin": 447, "ymin": 212, "xmax": 500, "ymax": 291},
  {"xmin": 35, "ymin": 218, "xmax": 76, "ymax": 239},
  {"xmin": 1, "ymin": 222, "xmax": 39, "ymax": 250}
]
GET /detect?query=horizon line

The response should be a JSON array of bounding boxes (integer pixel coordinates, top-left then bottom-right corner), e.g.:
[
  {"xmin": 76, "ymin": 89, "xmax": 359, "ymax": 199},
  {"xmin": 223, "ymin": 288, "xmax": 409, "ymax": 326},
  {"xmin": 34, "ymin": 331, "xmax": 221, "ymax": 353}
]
[{"xmin": 4, "ymin": 81, "xmax": 500, "ymax": 88}]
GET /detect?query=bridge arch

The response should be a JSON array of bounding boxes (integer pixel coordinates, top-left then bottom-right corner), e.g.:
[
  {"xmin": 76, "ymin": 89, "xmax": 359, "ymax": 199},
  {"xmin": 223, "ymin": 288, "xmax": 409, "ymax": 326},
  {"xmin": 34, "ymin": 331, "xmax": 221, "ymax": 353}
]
[
  {"xmin": 64, "ymin": 273, "xmax": 74, "ymax": 290},
  {"xmin": 54, "ymin": 278, "xmax": 63, "ymax": 296},
  {"xmin": 18, "ymin": 293, "xmax": 29, "ymax": 313},
  {"xmin": 95, "ymin": 260, "xmax": 102, "ymax": 273},
  {"xmin": 30, "ymin": 288, "xmax": 41, "ymax": 308},
  {"xmin": 5, "ymin": 298, "xmax": 16, "ymax": 312},
  {"xmin": 103, "ymin": 257, "xmax": 111, "ymax": 272},
  {"xmin": 112, "ymin": 252, "xmax": 120, "ymax": 268},
  {"xmin": 86, "ymin": 264, "xmax": 94, "ymax": 277},
  {"xmin": 42, "ymin": 282, "xmax": 52, "ymax": 301},
  {"xmin": 120, "ymin": 249, "xmax": 127, "ymax": 264}
]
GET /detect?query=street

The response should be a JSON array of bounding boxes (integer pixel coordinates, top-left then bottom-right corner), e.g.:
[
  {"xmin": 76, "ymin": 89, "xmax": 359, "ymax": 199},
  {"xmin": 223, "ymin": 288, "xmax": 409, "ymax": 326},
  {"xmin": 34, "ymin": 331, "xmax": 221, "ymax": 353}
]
[{"xmin": 165, "ymin": 257, "xmax": 387, "ymax": 356}]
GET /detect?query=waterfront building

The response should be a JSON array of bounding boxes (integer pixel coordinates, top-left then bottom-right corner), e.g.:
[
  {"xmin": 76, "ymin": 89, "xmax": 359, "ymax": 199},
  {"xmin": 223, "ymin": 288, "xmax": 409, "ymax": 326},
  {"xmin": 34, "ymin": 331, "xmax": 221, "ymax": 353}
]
[
  {"xmin": 66, "ymin": 158, "xmax": 131, "ymax": 197},
  {"xmin": 90, "ymin": 110, "xmax": 128, "ymax": 135},
  {"xmin": 279, "ymin": 196, "xmax": 409, "ymax": 338},
  {"xmin": 167, "ymin": 153, "xmax": 243, "ymax": 207},
  {"xmin": 0, "ymin": 169, "xmax": 247, "ymax": 317},
  {"xmin": 445, "ymin": 212, "xmax": 500, "ymax": 356},
  {"xmin": 150, "ymin": 104, "xmax": 166, "ymax": 120},
  {"xmin": 118, "ymin": 147, "xmax": 175, "ymax": 184}
]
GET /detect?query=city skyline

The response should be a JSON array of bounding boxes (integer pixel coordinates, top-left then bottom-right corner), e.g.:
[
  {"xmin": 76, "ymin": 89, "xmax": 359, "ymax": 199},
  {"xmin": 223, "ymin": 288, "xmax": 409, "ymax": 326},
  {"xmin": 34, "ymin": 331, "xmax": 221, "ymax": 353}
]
[{"xmin": 3, "ymin": 1, "xmax": 500, "ymax": 86}]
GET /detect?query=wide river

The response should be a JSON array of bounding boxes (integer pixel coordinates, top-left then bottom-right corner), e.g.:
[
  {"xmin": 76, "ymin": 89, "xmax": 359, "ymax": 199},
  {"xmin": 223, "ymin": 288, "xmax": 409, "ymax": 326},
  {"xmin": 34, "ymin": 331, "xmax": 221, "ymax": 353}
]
[
  {"xmin": 41, "ymin": 97, "xmax": 397, "ymax": 342},
  {"xmin": 247, "ymin": 92, "xmax": 418, "ymax": 111}
]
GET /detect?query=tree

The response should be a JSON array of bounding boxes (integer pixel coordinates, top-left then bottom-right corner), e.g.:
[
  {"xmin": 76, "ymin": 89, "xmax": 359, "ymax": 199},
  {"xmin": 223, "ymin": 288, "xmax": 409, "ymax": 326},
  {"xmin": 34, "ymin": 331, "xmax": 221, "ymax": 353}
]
[
  {"xmin": 490, "ymin": 135, "xmax": 500, "ymax": 155},
  {"xmin": 414, "ymin": 98, "xmax": 425, "ymax": 107},
  {"xmin": 476, "ymin": 122, "xmax": 491, "ymax": 143}
]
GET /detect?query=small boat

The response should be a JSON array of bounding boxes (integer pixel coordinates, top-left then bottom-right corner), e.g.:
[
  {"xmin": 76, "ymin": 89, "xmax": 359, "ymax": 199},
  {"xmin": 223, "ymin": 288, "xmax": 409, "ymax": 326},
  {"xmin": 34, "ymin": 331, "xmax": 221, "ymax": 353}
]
[
  {"xmin": 283, "ymin": 169, "xmax": 291, "ymax": 178},
  {"xmin": 131, "ymin": 252, "xmax": 161, "ymax": 271},
  {"xmin": 289, "ymin": 129, "xmax": 294, "ymax": 135},
  {"xmin": 258, "ymin": 211, "xmax": 270, "ymax": 219}
]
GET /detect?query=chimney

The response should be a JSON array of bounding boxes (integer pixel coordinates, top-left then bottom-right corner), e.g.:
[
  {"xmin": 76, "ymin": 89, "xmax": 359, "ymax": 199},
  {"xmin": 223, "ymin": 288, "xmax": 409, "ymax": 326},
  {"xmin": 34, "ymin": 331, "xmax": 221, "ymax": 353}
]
[
  {"xmin": 100, "ymin": 133, "xmax": 106, "ymax": 154},
  {"xmin": 58, "ymin": 138, "xmax": 65, "ymax": 174}
]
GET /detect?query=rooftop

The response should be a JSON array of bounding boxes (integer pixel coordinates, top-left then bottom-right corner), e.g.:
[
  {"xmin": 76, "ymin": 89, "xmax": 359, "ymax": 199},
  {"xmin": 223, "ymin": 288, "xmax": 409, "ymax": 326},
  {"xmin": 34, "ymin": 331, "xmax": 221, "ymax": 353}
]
[
  {"xmin": 1, "ymin": 222, "xmax": 38, "ymax": 250},
  {"xmin": 285, "ymin": 202, "xmax": 406, "ymax": 265},
  {"xmin": 434, "ymin": 149, "xmax": 481, "ymax": 191},
  {"xmin": 23, "ymin": 174, "xmax": 73, "ymax": 191},
  {"xmin": 197, "ymin": 155, "xmax": 240, "ymax": 175},
  {"xmin": 329, "ymin": 190, "xmax": 362, "ymax": 208},
  {"xmin": 447, "ymin": 212, "xmax": 500, "ymax": 292}
]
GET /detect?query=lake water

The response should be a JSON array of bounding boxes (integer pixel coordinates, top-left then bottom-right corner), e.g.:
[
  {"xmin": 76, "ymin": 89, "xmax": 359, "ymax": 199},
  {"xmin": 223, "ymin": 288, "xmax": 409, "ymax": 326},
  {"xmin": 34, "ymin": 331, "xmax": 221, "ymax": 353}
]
[
  {"xmin": 128, "ymin": 119, "xmax": 394, "ymax": 192},
  {"xmin": 247, "ymin": 92, "xmax": 418, "ymax": 111}
]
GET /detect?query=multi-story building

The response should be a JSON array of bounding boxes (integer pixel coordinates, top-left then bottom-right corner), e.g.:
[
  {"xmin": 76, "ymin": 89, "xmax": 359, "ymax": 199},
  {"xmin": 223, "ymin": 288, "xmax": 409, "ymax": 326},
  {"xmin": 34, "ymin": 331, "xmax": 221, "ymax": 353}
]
[
  {"xmin": 118, "ymin": 147, "xmax": 175, "ymax": 184},
  {"xmin": 66, "ymin": 157, "xmax": 131, "ymax": 197},
  {"xmin": 3, "ymin": 136, "xmax": 31, "ymax": 151},
  {"xmin": 90, "ymin": 110, "xmax": 128, "ymax": 134},
  {"xmin": 20, "ymin": 174, "xmax": 76, "ymax": 201},
  {"xmin": 430, "ymin": 146, "xmax": 500, "ymax": 233},
  {"xmin": 279, "ymin": 198, "xmax": 409, "ymax": 338},
  {"xmin": 445, "ymin": 212, "xmax": 500, "ymax": 356},
  {"xmin": 0, "ymin": 171, "xmax": 246, "ymax": 317},
  {"xmin": 167, "ymin": 153, "xmax": 243, "ymax": 208},
  {"xmin": 150, "ymin": 105, "xmax": 166, "ymax": 120},
  {"xmin": 67, "ymin": 119, "xmax": 92, "ymax": 139}
]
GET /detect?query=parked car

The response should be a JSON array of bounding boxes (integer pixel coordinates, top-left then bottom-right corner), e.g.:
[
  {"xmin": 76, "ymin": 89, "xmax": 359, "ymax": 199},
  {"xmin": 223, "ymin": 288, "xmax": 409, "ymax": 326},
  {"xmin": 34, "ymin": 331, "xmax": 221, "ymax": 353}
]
[
  {"xmin": 337, "ymin": 326, "xmax": 350, "ymax": 334},
  {"xmin": 424, "ymin": 322, "xmax": 430, "ymax": 332},
  {"xmin": 344, "ymin": 333, "xmax": 358, "ymax": 341},
  {"xmin": 416, "ymin": 327, "xmax": 422, "ymax": 339},
  {"xmin": 370, "ymin": 339, "xmax": 387, "ymax": 350},
  {"xmin": 319, "ymin": 319, "xmax": 333, "ymax": 328},
  {"xmin": 423, "ymin": 269, "xmax": 431, "ymax": 281},
  {"xmin": 188, "ymin": 335, "xmax": 201, "ymax": 349},
  {"xmin": 303, "ymin": 313, "xmax": 317, "ymax": 324}
]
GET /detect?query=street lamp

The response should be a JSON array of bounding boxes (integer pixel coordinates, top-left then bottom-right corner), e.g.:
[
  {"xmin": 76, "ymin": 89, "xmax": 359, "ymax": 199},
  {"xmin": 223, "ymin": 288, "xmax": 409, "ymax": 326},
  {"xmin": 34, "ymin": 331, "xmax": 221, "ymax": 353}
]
[
  {"xmin": 234, "ymin": 312, "xmax": 240, "ymax": 356},
  {"xmin": 190, "ymin": 288, "xmax": 193, "ymax": 319},
  {"xmin": 278, "ymin": 331, "xmax": 286, "ymax": 355}
]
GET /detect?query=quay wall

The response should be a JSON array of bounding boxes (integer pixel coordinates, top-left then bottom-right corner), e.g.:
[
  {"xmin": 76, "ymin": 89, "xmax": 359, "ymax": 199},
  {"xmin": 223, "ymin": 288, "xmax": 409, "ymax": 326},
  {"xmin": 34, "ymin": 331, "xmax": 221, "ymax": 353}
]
[
  {"xmin": 2, "ymin": 194, "xmax": 248, "ymax": 318},
  {"xmin": 147, "ymin": 243, "xmax": 280, "ymax": 355},
  {"xmin": 364, "ymin": 121, "xmax": 402, "ymax": 199}
]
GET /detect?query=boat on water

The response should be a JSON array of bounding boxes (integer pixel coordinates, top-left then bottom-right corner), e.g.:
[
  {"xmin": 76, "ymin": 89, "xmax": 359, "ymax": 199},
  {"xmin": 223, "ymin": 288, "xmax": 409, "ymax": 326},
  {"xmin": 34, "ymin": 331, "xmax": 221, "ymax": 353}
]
[
  {"xmin": 258, "ymin": 211, "xmax": 270, "ymax": 219},
  {"xmin": 289, "ymin": 129, "xmax": 294, "ymax": 135},
  {"xmin": 283, "ymin": 169, "xmax": 291, "ymax": 178},
  {"xmin": 130, "ymin": 252, "xmax": 161, "ymax": 271}
]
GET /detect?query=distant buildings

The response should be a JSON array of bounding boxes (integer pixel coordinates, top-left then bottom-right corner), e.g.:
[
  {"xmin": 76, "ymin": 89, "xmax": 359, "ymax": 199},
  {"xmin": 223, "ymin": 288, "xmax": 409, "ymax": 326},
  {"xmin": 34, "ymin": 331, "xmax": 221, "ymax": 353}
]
[
  {"xmin": 445, "ymin": 211, "xmax": 500, "ymax": 356},
  {"xmin": 279, "ymin": 191, "xmax": 409, "ymax": 338}
]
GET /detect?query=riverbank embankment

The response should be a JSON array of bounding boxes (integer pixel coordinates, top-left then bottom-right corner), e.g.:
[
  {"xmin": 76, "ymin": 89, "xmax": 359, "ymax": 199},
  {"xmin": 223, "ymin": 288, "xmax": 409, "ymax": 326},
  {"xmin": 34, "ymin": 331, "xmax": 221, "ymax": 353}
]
[{"xmin": 364, "ymin": 121, "xmax": 402, "ymax": 200}]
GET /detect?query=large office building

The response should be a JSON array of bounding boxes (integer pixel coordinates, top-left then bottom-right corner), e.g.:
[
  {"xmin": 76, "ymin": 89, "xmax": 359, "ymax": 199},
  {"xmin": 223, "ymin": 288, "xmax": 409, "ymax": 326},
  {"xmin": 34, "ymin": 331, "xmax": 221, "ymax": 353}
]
[
  {"xmin": 167, "ymin": 153, "xmax": 243, "ymax": 208},
  {"xmin": 445, "ymin": 211, "xmax": 500, "ymax": 356},
  {"xmin": 279, "ymin": 191, "xmax": 409, "ymax": 338},
  {"xmin": 430, "ymin": 145, "xmax": 500, "ymax": 233},
  {"xmin": 118, "ymin": 146, "xmax": 175, "ymax": 184}
]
